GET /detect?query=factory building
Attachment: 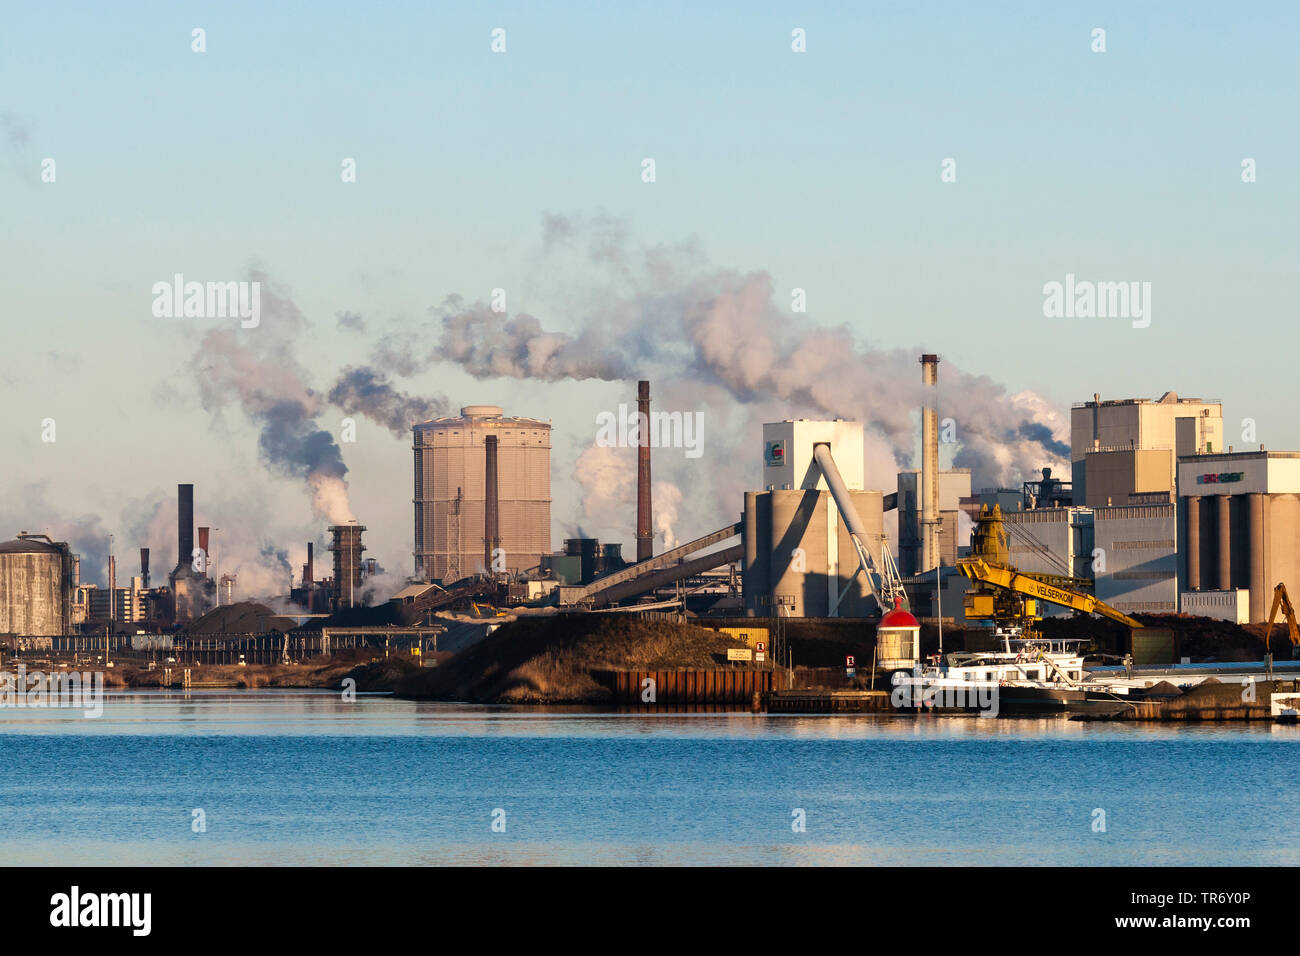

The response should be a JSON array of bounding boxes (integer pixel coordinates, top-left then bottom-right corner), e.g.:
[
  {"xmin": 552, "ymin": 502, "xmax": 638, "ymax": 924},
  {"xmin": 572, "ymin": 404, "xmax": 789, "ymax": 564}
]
[
  {"xmin": 1071, "ymin": 392, "xmax": 1222, "ymax": 508},
  {"xmin": 79, "ymin": 577, "xmax": 152, "ymax": 624},
  {"xmin": 1092, "ymin": 504, "xmax": 1178, "ymax": 614},
  {"xmin": 542, "ymin": 539, "xmax": 627, "ymax": 586},
  {"xmin": 0, "ymin": 534, "xmax": 77, "ymax": 637},
  {"xmin": 1177, "ymin": 449, "xmax": 1300, "ymax": 622},
  {"xmin": 413, "ymin": 406, "xmax": 551, "ymax": 582},
  {"xmin": 743, "ymin": 419, "xmax": 887, "ymax": 617},
  {"xmin": 995, "ymin": 503, "xmax": 1179, "ymax": 615},
  {"xmin": 1002, "ymin": 507, "xmax": 1093, "ymax": 580},
  {"xmin": 897, "ymin": 469, "xmax": 971, "ymax": 575}
]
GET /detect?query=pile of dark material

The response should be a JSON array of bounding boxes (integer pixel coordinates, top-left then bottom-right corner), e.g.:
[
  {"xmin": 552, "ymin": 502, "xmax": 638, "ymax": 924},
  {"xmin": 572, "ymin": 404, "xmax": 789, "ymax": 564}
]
[
  {"xmin": 182, "ymin": 601, "xmax": 298, "ymax": 636},
  {"xmin": 395, "ymin": 614, "xmax": 750, "ymax": 703},
  {"xmin": 290, "ymin": 601, "xmax": 403, "ymax": 633}
]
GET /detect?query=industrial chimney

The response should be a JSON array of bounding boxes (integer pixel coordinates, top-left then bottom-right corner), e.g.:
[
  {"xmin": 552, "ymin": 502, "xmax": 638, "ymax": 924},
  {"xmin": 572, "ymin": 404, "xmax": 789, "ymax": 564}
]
[
  {"xmin": 920, "ymin": 355, "xmax": 941, "ymax": 573},
  {"xmin": 304, "ymin": 542, "xmax": 314, "ymax": 586},
  {"xmin": 329, "ymin": 524, "xmax": 366, "ymax": 610},
  {"xmin": 483, "ymin": 434, "xmax": 500, "ymax": 575},
  {"xmin": 176, "ymin": 483, "xmax": 194, "ymax": 572},
  {"xmin": 108, "ymin": 552, "xmax": 117, "ymax": 625},
  {"xmin": 197, "ymin": 527, "xmax": 210, "ymax": 576},
  {"xmin": 636, "ymin": 380, "xmax": 653, "ymax": 563},
  {"xmin": 139, "ymin": 547, "xmax": 150, "ymax": 589}
]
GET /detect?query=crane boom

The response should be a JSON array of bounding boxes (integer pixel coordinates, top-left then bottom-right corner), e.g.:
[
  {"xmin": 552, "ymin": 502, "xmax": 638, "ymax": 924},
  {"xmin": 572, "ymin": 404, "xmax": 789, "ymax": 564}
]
[
  {"xmin": 957, "ymin": 557, "xmax": 1144, "ymax": 629},
  {"xmin": 1265, "ymin": 583, "xmax": 1300, "ymax": 654},
  {"xmin": 811, "ymin": 443, "xmax": 907, "ymax": 613}
]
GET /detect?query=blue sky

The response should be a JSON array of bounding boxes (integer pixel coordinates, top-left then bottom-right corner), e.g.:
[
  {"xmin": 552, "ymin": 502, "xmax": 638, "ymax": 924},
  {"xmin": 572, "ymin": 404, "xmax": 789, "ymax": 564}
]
[{"xmin": 2, "ymin": 1, "xmax": 1297, "ymax": 589}]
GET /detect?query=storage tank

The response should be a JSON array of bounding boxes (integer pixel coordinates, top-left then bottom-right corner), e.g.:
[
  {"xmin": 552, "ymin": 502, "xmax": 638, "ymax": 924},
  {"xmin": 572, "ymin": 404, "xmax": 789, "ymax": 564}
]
[
  {"xmin": 0, "ymin": 534, "xmax": 75, "ymax": 637},
  {"xmin": 412, "ymin": 406, "xmax": 551, "ymax": 581}
]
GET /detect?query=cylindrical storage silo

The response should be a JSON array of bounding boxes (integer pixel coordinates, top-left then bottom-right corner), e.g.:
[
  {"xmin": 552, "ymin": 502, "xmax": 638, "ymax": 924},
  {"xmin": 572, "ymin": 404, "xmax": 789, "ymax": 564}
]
[{"xmin": 0, "ymin": 537, "xmax": 70, "ymax": 637}]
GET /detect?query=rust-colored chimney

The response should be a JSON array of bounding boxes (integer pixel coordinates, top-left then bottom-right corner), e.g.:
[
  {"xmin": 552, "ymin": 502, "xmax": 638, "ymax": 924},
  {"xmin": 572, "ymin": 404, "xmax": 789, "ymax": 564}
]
[
  {"xmin": 484, "ymin": 434, "xmax": 500, "ymax": 574},
  {"xmin": 636, "ymin": 380, "xmax": 653, "ymax": 562},
  {"xmin": 198, "ymin": 527, "xmax": 211, "ymax": 576}
]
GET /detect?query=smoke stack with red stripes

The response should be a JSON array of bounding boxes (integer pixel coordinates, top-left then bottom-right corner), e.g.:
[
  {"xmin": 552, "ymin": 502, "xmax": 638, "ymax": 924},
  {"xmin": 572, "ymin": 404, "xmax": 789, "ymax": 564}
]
[
  {"xmin": 197, "ymin": 527, "xmax": 211, "ymax": 577},
  {"xmin": 636, "ymin": 380, "xmax": 653, "ymax": 562}
]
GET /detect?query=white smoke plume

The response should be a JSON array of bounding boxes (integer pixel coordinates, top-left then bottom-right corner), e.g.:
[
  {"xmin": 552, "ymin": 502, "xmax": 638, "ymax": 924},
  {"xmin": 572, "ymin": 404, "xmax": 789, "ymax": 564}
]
[
  {"xmin": 330, "ymin": 214, "xmax": 1071, "ymax": 551},
  {"xmin": 436, "ymin": 296, "xmax": 630, "ymax": 381},
  {"xmin": 190, "ymin": 270, "xmax": 354, "ymax": 525},
  {"xmin": 327, "ymin": 365, "xmax": 450, "ymax": 438},
  {"xmin": 569, "ymin": 444, "xmax": 683, "ymax": 551},
  {"xmin": 655, "ymin": 482, "xmax": 682, "ymax": 551},
  {"xmin": 426, "ymin": 215, "xmax": 1070, "ymax": 491}
]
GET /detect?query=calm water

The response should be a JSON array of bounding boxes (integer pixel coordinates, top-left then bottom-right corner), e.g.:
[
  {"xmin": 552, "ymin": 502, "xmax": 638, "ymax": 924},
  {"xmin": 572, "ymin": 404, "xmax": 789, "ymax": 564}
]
[{"xmin": 1, "ymin": 689, "xmax": 1296, "ymax": 865}]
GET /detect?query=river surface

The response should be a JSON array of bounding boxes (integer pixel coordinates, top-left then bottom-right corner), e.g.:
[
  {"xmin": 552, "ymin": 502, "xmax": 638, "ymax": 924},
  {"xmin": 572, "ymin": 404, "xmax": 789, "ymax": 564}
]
[{"xmin": 2, "ymin": 689, "xmax": 1296, "ymax": 865}]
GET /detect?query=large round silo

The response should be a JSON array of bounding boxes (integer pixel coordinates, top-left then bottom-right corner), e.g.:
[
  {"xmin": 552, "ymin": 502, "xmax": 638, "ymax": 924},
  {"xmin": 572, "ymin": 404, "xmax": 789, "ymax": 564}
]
[
  {"xmin": 0, "ymin": 536, "xmax": 71, "ymax": 637},
  {"xmin": 768, "ymin": 489, "xmax": 828, "ymax": 617},
  {"xmin": 412, "ymin": 406, "xmax": 552, "ymax": 583}
]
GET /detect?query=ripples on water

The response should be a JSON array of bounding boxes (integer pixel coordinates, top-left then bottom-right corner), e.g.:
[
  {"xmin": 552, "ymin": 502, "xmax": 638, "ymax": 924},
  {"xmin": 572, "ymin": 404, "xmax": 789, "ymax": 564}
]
[{"xmin": 0, "ymin": 690, "xmax": 1295, "ymax": 865}]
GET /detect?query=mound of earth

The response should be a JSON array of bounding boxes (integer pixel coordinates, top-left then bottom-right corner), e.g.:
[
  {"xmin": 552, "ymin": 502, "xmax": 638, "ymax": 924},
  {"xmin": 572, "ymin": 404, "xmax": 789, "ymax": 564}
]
[{"xmin": 395, "ymin": 614, "xmax": 750, "ymax": 704}]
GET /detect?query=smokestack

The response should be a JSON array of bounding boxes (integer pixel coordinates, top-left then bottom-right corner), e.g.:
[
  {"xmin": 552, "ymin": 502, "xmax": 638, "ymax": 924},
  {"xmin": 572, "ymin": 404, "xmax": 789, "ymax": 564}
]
[
  {"xmin": 109, "ymin": 552, "xmax": 116, "ymax": 625},
  {"xmin": 329, "ymin": 524, "xmax": 366, "ymax": 610},
  {"xmin": 139, "ymin": 547, "xmax": 150, "ymax": 589},
  {"xmin": 177, "ymin": 483, "xmax": 194, "ymax": 572},
  {"xmin": 197, "ymin": 527, "xmax": 210, "ymax": 576},
  {"xmin": 484, "ymin": 434, "xmax": 499, "ymax": 574},
  {"xmin": 636, "ymin": 380, "xmax": 653, "ymax": 563},
  {"xmin": 920, "ymin": 354, "xmax": 940, "ymax": 573},
  {"xmin": 305, "ymin": 542, "xmax": 314, "ymax": 586}
]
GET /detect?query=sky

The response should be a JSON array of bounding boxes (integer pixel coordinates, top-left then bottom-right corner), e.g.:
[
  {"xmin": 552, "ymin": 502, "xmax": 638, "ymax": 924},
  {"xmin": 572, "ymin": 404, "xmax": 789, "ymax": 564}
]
[{"xmin": 2, "ymin": 1, "xmax": 1297, "ymax": 593}]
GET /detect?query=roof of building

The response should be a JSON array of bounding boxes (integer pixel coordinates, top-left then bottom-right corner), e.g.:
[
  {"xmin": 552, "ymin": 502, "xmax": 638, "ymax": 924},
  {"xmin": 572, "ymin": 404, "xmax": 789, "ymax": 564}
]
[
  {"xmin": 879, "ymin": 603, "xmax": 920, "ymax": 630},
  {"xmin": 0, "ymin": 535, "xmax": 66, "ymax": 555},
  {"xmin": 1178, "ymin": 449, "xmax": 1300, "ymax": 461},
  {"xmin": 414, "ymin": 410, "xmax": 551, "ymax": 430},
  {"xmin": 1072, "ymin": 392, "xmax": 1220, "ymax": 408}
]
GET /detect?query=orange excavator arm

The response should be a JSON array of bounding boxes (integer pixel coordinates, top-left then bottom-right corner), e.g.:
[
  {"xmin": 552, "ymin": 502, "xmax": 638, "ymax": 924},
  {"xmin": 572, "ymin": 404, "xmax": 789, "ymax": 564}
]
[{"xmin": 1265, "ymin": 583, "xmax": 1300, "ymax": 653}]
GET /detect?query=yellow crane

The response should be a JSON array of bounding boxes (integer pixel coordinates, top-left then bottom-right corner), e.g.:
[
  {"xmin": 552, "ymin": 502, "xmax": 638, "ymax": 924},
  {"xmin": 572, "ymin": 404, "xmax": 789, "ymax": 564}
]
[
  {"xmin": 957, "ymin": 557, "xmax": 1144, "ymax": 629},
  {"xmin": 956, "ymin": 505, "xmax": 1144, "ymax": 632},
  {"xmin": 1264, "ymin": 583, "xmax": 1300, "ymax": 656}
]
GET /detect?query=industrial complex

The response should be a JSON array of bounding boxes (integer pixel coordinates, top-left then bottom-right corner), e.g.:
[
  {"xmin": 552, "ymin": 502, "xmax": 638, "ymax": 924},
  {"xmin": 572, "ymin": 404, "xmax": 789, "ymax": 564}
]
[{"xmin": 2, "ymin": 356, "xmax": 1297, "ymax": 669}]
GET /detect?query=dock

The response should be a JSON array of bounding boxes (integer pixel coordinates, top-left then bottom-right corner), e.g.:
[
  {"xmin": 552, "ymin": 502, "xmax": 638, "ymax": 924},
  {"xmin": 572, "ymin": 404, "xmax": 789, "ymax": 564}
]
[{"xmin": 767, "ymin": 690, "xmax": 892, "ymax": 714}]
